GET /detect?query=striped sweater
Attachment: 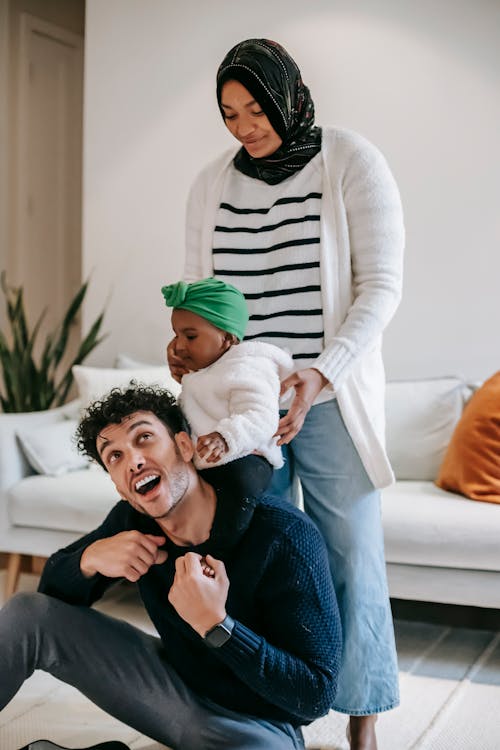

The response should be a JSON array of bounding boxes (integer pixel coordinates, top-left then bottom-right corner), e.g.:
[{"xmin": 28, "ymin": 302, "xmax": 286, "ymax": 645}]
[{"xmin": 214, "ymin": 153, "xmax": 325, "ymax": 374}]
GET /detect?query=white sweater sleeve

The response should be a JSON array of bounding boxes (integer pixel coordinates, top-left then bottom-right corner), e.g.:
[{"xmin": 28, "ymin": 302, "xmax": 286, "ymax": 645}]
[
  {"xmin": 184, "ymin": 149, "xmax": 235, "ymax": 282},
  {"xmin": 314, "ymin": 136, "xmax": 404, "ymax": 388},
  {"xmin": 184, "ymin": 171, "xmax": 207, "ymax": 282}
]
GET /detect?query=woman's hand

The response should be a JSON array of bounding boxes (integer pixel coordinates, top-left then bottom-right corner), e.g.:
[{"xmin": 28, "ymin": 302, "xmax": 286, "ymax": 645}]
[
  {"xmin": 275, "ymin": 368, "xmax": 329, "ymax": 445},
  {"xmin": 166, "ymin": 337, "xmax": 189, "ymax": 383}
]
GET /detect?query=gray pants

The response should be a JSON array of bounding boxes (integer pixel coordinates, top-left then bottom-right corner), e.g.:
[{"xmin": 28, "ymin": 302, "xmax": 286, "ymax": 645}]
[{"xmin": 0, "ymin": 593, "xmax": 305, "ymax": 750}]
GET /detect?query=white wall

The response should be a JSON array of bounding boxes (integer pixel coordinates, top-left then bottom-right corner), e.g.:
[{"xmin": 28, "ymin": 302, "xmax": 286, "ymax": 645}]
[{"xmin": 82, "ymin": 0, "xmax": 500, "ymax": 381}]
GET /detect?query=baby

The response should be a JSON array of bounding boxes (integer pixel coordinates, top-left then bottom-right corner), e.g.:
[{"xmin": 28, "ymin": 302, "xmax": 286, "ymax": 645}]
[{"xmin": 162, "ymin": 277, "xmax": 293, "ymax": 497}]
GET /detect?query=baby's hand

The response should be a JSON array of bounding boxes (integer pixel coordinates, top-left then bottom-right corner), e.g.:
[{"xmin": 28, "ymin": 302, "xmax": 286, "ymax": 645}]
[
  {"xmin": 197, "ymin": 432, "xmax": 228, "ymax": 463},
  {"xmin": 166, "ymin": 337, "xmax": 189, "ymax": 383},
  {"xmin": 200, "ymin": 556, "xmax": 215, "ymax": 578}
]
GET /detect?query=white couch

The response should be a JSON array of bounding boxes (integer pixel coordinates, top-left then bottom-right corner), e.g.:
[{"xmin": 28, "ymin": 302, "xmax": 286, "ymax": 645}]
[
  {"xmin": 382, "ymin": 377, "xmax": 500, "ymax": 609},
  {"xmin": 1, "ymin": 375, "xmax": 499, "ymax": 607}
]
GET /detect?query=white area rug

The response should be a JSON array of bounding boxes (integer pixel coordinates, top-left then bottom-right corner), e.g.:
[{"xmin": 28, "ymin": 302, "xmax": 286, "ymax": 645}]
[{"xmin": 1, "ymin": 573, "xmax": 500, "ymax": 750}]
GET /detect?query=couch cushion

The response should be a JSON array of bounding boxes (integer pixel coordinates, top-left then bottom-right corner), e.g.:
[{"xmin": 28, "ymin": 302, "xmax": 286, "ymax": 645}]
[
  {"xmin": 436, "ymin": 371, "xmax": 500, "ymax": 504},
  {"xmin": 385, "ymin": 378, "xmax": 471, "ymax": 481},
  {"xmin": 8, "ymin": 468, "xmax": 119, "ymax": 534},
  {"xmin": 16, "ymin": 419, "xmax": 88, "ymax": 476},
  {"xmin": 0, "ymin": 401, "xmax": 80, "ymax": 495},
  {"xmin": 382, "ymin": 480, "xmax": 500, "ymax": 571},
  {"xmin": 72, "ymin": 365, "xmax": 181, "ymax": 408},
  {"xmin": 115, "ymin": 353, "xmax": 164, "ymax": 368}
]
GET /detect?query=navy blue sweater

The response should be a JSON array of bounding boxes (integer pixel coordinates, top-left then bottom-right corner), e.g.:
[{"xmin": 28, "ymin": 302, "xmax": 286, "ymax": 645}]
[{"xmin": 39, "ymin": 490, "xmax": 341, "ymax": 726}]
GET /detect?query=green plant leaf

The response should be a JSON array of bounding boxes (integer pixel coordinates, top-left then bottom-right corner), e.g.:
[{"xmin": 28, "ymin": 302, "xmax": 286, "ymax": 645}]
[
  {"xmin": 51, "ymin": 281, "xmax": 88, "ymax": 370},
  {"xmin": 53, "ymin": 312, "xmax": 107, "ymax": 406},
  {"xmin": 0, "ymin": 274, "xmax": 107, "ymax": 412},
  {"xmin": 0, "ymin": 342, "xmax": 17, "ymax": 409},
  {"xmin": 7, "ymin": 286, "xmax": 30, "ymax": 354}
]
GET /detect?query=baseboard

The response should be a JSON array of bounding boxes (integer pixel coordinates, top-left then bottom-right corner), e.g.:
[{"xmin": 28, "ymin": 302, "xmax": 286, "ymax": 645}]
[{"xmin": 391, "ymin": 598, "xmax": 500, "ymax": 630}]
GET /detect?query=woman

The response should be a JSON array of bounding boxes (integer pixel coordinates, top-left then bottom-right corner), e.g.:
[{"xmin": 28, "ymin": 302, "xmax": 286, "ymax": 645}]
[{"xmin": 169, "ymin": 39, "xmax": 404, "ymax": 750}]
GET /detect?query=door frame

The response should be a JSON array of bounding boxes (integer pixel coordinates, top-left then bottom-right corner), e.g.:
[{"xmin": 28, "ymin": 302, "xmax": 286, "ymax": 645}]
[
  {"xmin": 15, "ymin": 12, "xmax": 83, "ymax": 282},
  {"xmin": 0, "ymin": 0, "xmax": 9, "ymax": 294}
]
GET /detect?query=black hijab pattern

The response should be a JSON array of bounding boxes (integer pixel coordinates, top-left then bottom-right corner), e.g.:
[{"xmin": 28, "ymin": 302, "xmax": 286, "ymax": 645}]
[{"xmin": 216, "ymin": 39, "xmax": 322, "ymax": 185}]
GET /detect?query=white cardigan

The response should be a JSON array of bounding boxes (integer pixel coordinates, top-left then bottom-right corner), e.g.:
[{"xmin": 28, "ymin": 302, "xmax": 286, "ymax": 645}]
[
  {"xmin": 184, "ymin": 128, "xmax": 405, "ymax": 488},
  {"xmin": 180, "ymin": 341, "xmax": 293, "ymax": 470}
]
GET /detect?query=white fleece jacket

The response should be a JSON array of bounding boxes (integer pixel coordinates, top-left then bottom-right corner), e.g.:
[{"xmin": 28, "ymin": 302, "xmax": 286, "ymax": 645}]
[
  {"xmin": 180, "ymin": 341, "xmax": 293, "ymax": 470},
  {"xmin": 184, "ymin": 128, "xmax": 405, "ymax": 488}
]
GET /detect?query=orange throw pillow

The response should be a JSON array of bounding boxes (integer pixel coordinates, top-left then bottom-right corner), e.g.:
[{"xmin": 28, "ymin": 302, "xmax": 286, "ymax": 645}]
[{"xmin": 436, "ymin": 371, "xmax": 500, "ymax": 503}]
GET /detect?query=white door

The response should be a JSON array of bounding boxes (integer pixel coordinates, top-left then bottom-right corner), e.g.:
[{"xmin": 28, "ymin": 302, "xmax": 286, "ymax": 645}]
[{"xmin": 14, "ymin": 12, "xmax": 83, "ymax": 335}]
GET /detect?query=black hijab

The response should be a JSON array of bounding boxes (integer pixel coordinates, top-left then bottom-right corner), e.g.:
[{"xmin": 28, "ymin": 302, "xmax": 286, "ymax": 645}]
[{"xmin": 216, "ymin": 39, "xmax": 322, "ymax": 185}]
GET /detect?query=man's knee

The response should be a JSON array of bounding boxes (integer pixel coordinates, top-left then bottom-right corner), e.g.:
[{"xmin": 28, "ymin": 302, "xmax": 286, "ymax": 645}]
[{"xmin": 1, "ymin": 591, "xmax": 54, "ymax": 629}]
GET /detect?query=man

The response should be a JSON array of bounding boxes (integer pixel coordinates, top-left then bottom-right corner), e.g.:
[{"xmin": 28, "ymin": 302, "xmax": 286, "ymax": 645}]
[{"xmin": 0, "ymin": 385, "xmax": 341, "ymax": 750}]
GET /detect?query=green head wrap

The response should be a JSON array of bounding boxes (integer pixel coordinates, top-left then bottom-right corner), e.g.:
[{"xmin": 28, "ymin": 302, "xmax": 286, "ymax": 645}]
[{"xmin": 161, "ymin": 278, "xmax": 249, "ymax": 341}]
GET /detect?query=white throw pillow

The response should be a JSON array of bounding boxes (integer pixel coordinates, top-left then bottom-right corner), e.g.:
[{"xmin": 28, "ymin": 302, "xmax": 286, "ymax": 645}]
[
  {"xmin": 115, "ymin": 353, "xmax": 164, "ymax": 369},
  {"xmin": 17, "ymin": 419, "xmax": 88, "ymax": 476},
  {"xmin": 385, "ymin": 377, "xmax": 472, "ymax": 481},
  {"xmin": 72, "ymin": 365, "xmax": 181, "ymax": 408}
]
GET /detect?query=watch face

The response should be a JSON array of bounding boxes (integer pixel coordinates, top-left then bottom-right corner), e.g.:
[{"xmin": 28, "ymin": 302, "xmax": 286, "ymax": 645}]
[
  {"xmin": 205, "ymin": 616, "xmax": 234, "ymax": 648},
  {"xmin": 206, "ymin": 624, "xmax": 231, "ymax": 648}
]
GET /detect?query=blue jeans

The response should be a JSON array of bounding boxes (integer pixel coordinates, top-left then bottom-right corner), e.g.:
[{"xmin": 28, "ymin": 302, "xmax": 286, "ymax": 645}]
[
  {"xmin": 269, "ymin": 399, "xmax": 399, "ymax": 715},
  {"xmin": 0, "ymin": 593, "xmax": 305, "ymax": 750}
]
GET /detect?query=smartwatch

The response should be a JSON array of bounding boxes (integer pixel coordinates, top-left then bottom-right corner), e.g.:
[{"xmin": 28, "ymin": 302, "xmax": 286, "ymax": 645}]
[{"xmin": 204, "ymin": 614, "xmax": 235, "ymax": 648}]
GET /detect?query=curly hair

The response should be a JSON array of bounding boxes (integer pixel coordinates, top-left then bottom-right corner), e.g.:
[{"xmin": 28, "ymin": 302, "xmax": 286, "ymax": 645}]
[{"xmin": 75, "ymin": 383, "xmax": 189, "ymax": 469}]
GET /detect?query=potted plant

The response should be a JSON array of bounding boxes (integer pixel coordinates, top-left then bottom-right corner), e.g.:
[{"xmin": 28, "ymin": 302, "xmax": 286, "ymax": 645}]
[{"xmin": 0, "ymin": 272, "xmax": 106, "ymax": 412}]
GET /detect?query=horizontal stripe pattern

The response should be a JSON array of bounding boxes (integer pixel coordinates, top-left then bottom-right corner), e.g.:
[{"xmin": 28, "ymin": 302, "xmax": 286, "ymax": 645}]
[
  {"xmin": 250, "ymin": 308, "xmax": 322, "ymax": 320},
  {"xmin": 214, "ymin": 214, "xmax": 320, "ymax": 234},
  {"xmin": 244, "ymin": 285, "xmax": 321, "ymax": 300},
  {"xmin": 213, "ymin": 157, "xmax": 326, "ymax": 370},
  {"xmin": 213, "ymin": 236, "xmax": 320, "ymax": 256},
  {"xmin": 216, "ymin": 261, "xmax": 320, "ymax": 277},
  {"xmin": 220, "ymin": 192, "xmax": 322, "ymax": 215}
]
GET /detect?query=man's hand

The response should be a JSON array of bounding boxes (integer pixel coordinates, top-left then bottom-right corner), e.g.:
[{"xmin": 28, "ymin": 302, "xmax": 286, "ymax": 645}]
[
  {"xmin": 166, "ymin": 337, "xmax": 189, "ymax": 383},
  {"xmin": 168, "ymin": 552, "xmax": 229, "ymax": 637},
  {"xmin": 80, "ymin": 532, "xmax": 167, "ymax": 582},
  {"xmin": 275, "ymin": 368, "xmax": 329, "ymax": 445},
  {"xmin": 197, "ymin": 432, "xmax": 228, "ymax": 463}
]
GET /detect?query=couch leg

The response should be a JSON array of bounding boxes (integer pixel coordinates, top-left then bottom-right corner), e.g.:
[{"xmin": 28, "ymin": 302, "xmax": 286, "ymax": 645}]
[
  {"xmin": 5, "ymin": 552, "xmax": 22, "ymax": 600},
  {"xmin": 31, "ymin": 556, "xmax": 47, "ymax": 575}
]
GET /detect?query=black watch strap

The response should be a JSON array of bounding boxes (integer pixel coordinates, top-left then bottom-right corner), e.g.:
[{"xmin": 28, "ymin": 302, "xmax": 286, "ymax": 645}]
[{"xmin": 204, "ymin": 614, "xmax": 235, "ymax": 648}]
